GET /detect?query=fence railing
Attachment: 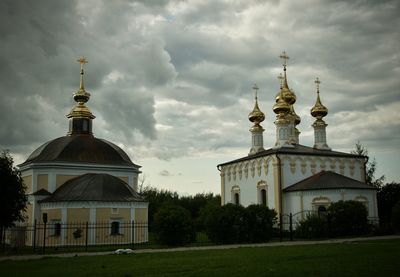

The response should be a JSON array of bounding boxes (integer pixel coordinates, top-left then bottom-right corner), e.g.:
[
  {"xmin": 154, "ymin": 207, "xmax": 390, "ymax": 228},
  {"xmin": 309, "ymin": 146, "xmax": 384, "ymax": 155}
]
[
  {"xmin": 3, "ymin": 221, "xmax": 149, "ymax": 253},
  {"xmin": 1, "ymin": 214, "xmax": 381, "ymax": 254}
]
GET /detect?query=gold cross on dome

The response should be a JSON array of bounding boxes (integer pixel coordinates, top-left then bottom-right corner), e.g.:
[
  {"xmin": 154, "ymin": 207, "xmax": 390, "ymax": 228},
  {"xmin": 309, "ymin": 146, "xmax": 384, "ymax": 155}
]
[
  {"xmin": 77, "ymin": 57, "xmax": 88, "ymax": 70},
  {"xmin": 252, "ymin": 83, "xmax": 259, "ymax": 99},
  {"xmin": 279, "ymin": 51, "xmax": 289, "ymax": 67},
  {"xmin": 315, "ymin": 77, "xmax": 321, "ymax": 91}
]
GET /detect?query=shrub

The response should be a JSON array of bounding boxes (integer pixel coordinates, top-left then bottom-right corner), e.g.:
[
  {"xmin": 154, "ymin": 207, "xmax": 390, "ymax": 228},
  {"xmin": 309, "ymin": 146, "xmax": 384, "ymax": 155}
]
[
  {"xmin": 391, "ymin": 200, "xmax": 400, "ymax": 233},
  {"xmin": 153, "ymin": 204, "xmax": 194, "ymax": 246},
  {"xmin": 246, "ymin": 204, "xmax": 277, "ymax": 242},
  {"xmin": 295, "ymin": 213, "xmax": 328, "ymax": 239},
  {"xmin": 328, "ymin": 200, "xmax": 369, "ymax": 236},
  {"xmin": 204, "ymin": 204, "xmax": 277, "ymax": 244},
  {"xmin": 205, "ymin": 204, "xmax": 249, "ymax": 244}
]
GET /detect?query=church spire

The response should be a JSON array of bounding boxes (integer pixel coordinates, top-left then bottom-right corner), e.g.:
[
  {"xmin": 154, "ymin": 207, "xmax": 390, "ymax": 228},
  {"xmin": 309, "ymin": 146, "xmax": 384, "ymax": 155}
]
[
  {"xmin": 67, "ymin": 57, "xmax": 95, "ymax": 136},
  {"xmin": 248, "ymin": 84, "xmax": 265, "ymax": 155},
  {"xmin": 311, "ymin": 77, "xmax": 330, "ymax": 150}
]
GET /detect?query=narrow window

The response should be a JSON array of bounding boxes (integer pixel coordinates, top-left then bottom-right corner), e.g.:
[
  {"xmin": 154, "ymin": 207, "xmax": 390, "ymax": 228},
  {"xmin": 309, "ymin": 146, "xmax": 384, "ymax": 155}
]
[
  {"xmin": 50, "ymin": 220, "xmax": 61, "ymax": 236},
  {"xmin": 234, "ymin": 193, "xmax": 240, "ymax": 205},
  {"xmin": 111, "ymin": 221, "xmax": 120, "ymax": 235},
  {"xmin": 261, "ymin": 189, "xmax": 267, "ymax": 206},
  {"xmin": 318, "ymin": 206, "xmax": 327, "ymax": 218},
  {"xmin": 54, "ymin": 223, "xmax": 61, "ymax": 236}
]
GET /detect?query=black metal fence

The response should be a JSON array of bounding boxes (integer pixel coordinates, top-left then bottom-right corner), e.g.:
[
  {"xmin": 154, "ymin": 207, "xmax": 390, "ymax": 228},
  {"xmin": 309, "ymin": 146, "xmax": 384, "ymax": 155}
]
[
  {"xmin": 1, "ymin": 214, "xmax": 380, "ymax": 254},
  {"xmin": 2, "ymin": 221, "xmax": 150, "ymax": 254},
  {"xmin": 278, "ymin": 211, "xmax": 380, "ymax": 241}
]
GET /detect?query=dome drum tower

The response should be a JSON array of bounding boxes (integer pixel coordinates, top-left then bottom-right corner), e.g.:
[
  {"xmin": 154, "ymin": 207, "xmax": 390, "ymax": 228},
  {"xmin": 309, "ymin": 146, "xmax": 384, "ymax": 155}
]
[
  {"xmin": 311, "ymin": 77, "xmax": 331, "ymax": 150},
  {"xmin": 67, "ymin": 57, "xmax": 95, "ymax": 136},
  {"xmin": 248, "ymin": 84, "xmax": 266, "ymax": 155}
]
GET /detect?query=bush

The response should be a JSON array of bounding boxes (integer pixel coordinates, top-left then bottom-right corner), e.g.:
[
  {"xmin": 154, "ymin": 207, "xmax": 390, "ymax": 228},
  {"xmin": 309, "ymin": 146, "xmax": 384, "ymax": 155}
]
[
  {"xmin": 204, "ymin": 204, "xmax": 276, "ymax": 244},
  {"xmin": 391, "ymin": 200, "xmax": 400, "ymax": 233},
  {"xmin": 246, "ymin": 204, "xmax": 277, "ymax": 242},
  {"xmin": 205, "ymin": 204, "xmax": 249, "ymax": 244},
  {"xmin": 295, "ymin": 213, "xmax": 328, "ymax": 239},
  {"xmin": 153, "ymin": 204, "xmax": 194, "ymax": 246},
  {"xmin": 328, "ymin": 200, "xmax": 369, "ymax": 237}
]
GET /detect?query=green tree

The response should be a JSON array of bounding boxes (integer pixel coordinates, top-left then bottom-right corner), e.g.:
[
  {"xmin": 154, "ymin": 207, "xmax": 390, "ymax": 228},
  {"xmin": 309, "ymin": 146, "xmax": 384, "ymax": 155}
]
[
  {"xmin": 141, "ymin": 186, "xmax": 179, "ymax": 229},
  {"xmin": 246, "ymin": 204, "xmax": 277, "ymax": 242},
  {"xmin": 377, "ymin": 182, "xmax": 400, "ymax": 224},
  {"xmin": 204, "ymin": 204, "xmax": 249, "ymax": 244},
  {"xmin": 0, "ymin": 150, "xmax": 27, "ymax": 244},
  {"xmin": 351, "ymin": 141, "xmax": 385, "ymax": 187},
  {"xmin": 391, "ymin": 200, "xmax": 400, "ymax": 232},
  {"xmin": 153, "ymin": 204, "xmax": 194, "ymax": 246},
  {"xmin": 328, "ymin": 200, "xmax": 369, "ymax": 236}
]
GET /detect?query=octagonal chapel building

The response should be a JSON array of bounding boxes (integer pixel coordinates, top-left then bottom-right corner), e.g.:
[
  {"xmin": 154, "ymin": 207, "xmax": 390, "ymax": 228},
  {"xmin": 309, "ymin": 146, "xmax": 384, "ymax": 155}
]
[
  {"xmin": 217, "ymin": 52, "xmax": 378, "ymax": 223},
  {"xmin": 19, "ymin": 58, "xmax": 148, "ymax": 245}
]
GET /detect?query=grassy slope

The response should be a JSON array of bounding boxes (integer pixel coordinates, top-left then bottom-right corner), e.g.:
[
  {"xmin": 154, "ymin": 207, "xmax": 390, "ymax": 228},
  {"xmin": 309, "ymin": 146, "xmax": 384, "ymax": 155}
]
[{"xmin": 1, "ymin": 239, "xmax": 399, "ymax": 277}]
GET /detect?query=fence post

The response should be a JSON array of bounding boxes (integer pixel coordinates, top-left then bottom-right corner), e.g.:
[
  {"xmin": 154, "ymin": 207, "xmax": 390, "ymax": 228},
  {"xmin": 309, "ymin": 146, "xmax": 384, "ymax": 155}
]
[
  {"xmin": 279, "ymin": 213, "xmax": 283, "ymax": 242},
  {"xmin": 289, "ymin": 213, "xmax": 293, "ymax": 241},
  {"xmin": 42, "ymin": 222, "xmax": 46, "ymax": 254},
  {"xmin": 33, "ymin": 219, "xmax": 37, "ymax": 252},
  {"xmin": 85, "ymin": 222, "xmax": 89, "ymax": 252},
  {"xmin": 131, "ymin": 220, "xmax": 135, "ymax": 248}
]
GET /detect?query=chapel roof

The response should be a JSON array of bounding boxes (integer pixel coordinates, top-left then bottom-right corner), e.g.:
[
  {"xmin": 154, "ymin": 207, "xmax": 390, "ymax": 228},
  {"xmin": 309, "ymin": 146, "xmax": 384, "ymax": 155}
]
[
  {"xmin": 283, "ymin": 170, "xmax": 375, "ymax": 192},
  {"xmin": 39, "ymin": 173, "xmax": 146, "ymax": 203},
  {"xmin": 20, "ymin": 135, "xmax": 137, "ymax": 167}
]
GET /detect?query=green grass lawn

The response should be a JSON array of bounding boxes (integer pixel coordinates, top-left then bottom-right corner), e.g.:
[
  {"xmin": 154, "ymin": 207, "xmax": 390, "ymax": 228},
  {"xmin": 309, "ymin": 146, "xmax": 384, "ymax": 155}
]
[{"xmin": 1, "ymin": 239, "xmax": 399, "ymax": 277}]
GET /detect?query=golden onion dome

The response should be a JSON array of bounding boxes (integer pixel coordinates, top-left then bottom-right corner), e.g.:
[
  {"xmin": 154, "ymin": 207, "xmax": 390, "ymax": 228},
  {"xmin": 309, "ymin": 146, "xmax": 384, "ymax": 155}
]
[
  {"xmin": 273, "ymin": 92, "xmax": 290, "ymax": 115},
  {"xmin": 311, "ymin": 78, "xmax": 328, "ymax": 119},
  {"xmin": 282, "ymin": 87, "xmax": 296, "ymax": 105},
  {"xmin": 249, "ymin": 99, "xmax": 265, "ymax": 124},
  {"xmin": 248, "ymin": 84, "xmax": 265, "ymax": 124}
]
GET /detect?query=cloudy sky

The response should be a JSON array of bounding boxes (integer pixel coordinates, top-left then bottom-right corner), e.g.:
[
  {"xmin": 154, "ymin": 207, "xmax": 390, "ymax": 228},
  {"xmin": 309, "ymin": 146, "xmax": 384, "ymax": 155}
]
[{"xmin": 1, "ymin": 0, "xmax": 399, "ymax": 195}]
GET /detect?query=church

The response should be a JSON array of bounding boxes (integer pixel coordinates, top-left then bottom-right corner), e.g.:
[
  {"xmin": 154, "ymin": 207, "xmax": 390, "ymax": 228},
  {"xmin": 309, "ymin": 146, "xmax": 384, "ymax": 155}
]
[
  {"xmin": 217, "ymin": 52, "xmax": 378, "ymax": 223},
  {"xmin": 18, "ymin": 58, "xmax": 148, "ymax": 245}
]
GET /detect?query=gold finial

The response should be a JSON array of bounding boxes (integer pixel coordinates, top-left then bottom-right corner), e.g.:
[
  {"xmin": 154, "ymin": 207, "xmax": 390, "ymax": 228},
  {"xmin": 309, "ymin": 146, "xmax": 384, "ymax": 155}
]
[
  {"xmin": 73, "ymin": 56, "xmax": 91, "ymax": 104},
  {"xmin": 77, "ymin": 57, "xmax": 88, "ymax": 91},
  {"xmin": 315, "ymin": 77, "xmax": 321, "ymax": 92},
  {"xmin": 278, "ymin": 73, "xmax": 284, "ymax": 89},
  {"xmin": 280, "ymin": 51, "xmax": 289, "ymax": 68},
  {"xmin": 252, "ymin": 83, "xmax": 259, "ymax": 100}
]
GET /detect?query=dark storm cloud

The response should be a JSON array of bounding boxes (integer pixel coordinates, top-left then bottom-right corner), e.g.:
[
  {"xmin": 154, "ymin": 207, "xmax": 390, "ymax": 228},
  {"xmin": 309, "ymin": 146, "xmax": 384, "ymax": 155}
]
[
  {"xmin": 0, "ymin": 0, "xmax": 177, "ymax": 161},
  {"xmin": 0, "ymin": 0, "xmax": 399, "ymax": 176}
]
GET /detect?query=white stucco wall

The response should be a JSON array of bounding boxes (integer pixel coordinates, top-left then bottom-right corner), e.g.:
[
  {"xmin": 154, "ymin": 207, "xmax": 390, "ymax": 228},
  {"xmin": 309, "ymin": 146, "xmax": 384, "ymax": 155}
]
[
  {"xmin": 221, "ymin": 156, "xmax": 277, "ymax": 209},
  {"xmin": 280, "ymin": 155, "xmax": 365, "ymax": 189},
  {"xmin": 283, "ymin": 188, "xmax": 378, "ymax": 222}
]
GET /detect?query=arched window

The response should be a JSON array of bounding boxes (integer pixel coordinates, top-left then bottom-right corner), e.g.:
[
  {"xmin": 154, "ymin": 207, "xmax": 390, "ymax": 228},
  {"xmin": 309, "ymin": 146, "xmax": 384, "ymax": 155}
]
[
  {"xmin": 354, "ymin": 196, "xmax": 369, "ymax": 212},
  {"xmin": 231, "ymin": 186, "xmax": 240, "ymax": 205},
  {"xmin": 257, "ymin": 181, "xmax": 268, "ymax": 206},
  {"xmin": 312, "ymin": 196, "xmax": 331, "ymax": 213},
  {"xmin": 261, "ymin": 189, "xmax": 267, "ymax": 206},
  {"xmin": 234, "ymin": 193, "xmax": 240, "ymax": 205},
  {"xmin": 318, "ymin": 206, "xmax": 327, "ymax": 218}
]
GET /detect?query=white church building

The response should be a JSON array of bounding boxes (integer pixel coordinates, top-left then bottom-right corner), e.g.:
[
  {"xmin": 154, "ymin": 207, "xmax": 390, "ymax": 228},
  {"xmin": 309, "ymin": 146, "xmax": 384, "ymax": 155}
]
[{"xmin": 217, "ymin": 52, "xmax": 378, "ymax": 222}]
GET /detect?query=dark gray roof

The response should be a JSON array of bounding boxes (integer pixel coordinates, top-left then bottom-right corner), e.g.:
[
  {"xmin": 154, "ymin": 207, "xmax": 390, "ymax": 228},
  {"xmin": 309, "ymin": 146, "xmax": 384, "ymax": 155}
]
[
  {"xmin": 32, "ymin": 188, "xmax": 51, "ymax": 196},
  {"xmin": 218, "ymin": 144, "xmax": 365, "ymax": 167},
  {"xmin": 39, "ymin": 173, "xmax": 146, "ymax": 203},
  {"xmin": 20, "ymin": 135, "xmax": 138, "ymax": 167},
  {"xmin": 283, "ymin": 171, "xmax": 375, "ymax": 192}
]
